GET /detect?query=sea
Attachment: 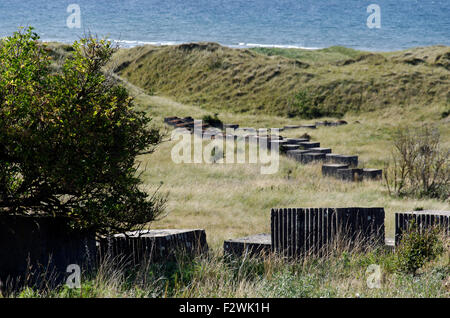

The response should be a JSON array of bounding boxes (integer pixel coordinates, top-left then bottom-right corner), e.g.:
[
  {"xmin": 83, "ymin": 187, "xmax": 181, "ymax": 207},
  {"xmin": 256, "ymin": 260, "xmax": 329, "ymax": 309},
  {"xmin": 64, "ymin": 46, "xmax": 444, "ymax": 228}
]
[{"xmin": 0, "ymin": 0, "xmax": 449, "ymax": 51}]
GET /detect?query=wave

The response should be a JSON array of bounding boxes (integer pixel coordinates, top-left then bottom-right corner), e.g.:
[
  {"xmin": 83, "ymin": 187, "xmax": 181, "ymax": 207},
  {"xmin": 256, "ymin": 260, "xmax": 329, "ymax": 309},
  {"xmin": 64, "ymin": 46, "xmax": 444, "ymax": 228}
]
[
  {"xmin": 232, "ymin": 43, "xmax": 320, "ymax": 50},
  {"xmin": 41, "ymin": 37, "xmax": 322, "ymax": 50},
  {"xmin": 110, "ymin": 39, "xmax": 321, "ymax": 50},
  {"xmin": 111, "ymin": 39, "xmax": 181, "ymax": 47}
]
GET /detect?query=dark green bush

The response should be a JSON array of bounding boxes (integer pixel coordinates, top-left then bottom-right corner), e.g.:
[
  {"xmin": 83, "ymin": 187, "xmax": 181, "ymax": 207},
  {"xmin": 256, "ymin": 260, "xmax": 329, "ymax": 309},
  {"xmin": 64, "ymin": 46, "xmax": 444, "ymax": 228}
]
[
  {"xmin": 0, "ymin": 28, "xmax": 166, "ymax": 234},
  {"xmin": 395, "ymin": 220, "xmax": 444, "ymax": 275},
  {"xmin": 288, "ymin": 90, "xmax": 332, "ymax": 119},
  {"xmin": 202, "ymin": 113, "xmax": 223, "ymax": 128}
]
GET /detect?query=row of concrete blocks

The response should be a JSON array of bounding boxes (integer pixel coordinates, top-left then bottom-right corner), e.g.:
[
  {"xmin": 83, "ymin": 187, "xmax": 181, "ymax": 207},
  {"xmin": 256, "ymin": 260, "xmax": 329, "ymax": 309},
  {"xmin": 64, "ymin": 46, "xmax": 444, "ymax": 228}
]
[
  {"xmin": 165, "ymin": 116, "xmax": 211, "ymax": 131},
  {"xmin": 315, "ymin": 120, "xmax": 348, "ymax": 127},
  {"xmin": 167, "ymin": 118, "xmax": 286, "ymax": 135},
  {"xmin": 0, "ymin": 215, "xmax": 208, "ymax": 290},
  {"xmin": 286, "ymin": 148, "xmax": 380, "ymax": 181},
  {"xmin": 215, "ymin": 122, "xmax": 346, "ymax": 132},
  {"xmin": 190, "ymin": 129, "xmax": 314, "ymax": 148},
  {"xmin": 281, "ymin": 139, "xmax": 381, "ymax": 182},
  {"xmin": 286, "ymin": 149, "xmax": 382, "ymax": 182},
  {"xmin": 166, "ymin": 117, "xmax": 381, "ymax": 182},
  {"xmin": 224, "ymin": 209, "xmax": 450, "ymax": 259},
  {"xmin": 166, "ymin": 118, "xmax": 317, "ymax": 149},
  {"xmin": 172, "ymin": 123, "xmax": 288, "ymax": 142},
  {"xmin": 283, "ymin": 121, "xmax": 348, "ymax": 130},
  {"xmin": 167, "ymin": 117, "xmax": 319, "ymax": 138},
  {"xmin": 322, "ymin": 164, "xmax": 383, "ymax": 182},
  {"xmin": 172, "ymin": 126, "xmax": 382, "ymax": 184},
  {"xmin": 226, "ymin": 124, "xmax": 316, "ymax": 131},
  {"xmin": 187, "ymin": 127, "xmax": 383, "ymax": 183}
]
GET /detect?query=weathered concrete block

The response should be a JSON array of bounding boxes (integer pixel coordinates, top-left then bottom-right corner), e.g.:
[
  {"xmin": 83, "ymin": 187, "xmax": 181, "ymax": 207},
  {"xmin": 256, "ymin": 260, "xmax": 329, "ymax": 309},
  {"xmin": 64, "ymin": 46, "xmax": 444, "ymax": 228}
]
[
  {"xmin": 395, "ymin": 211, "xmax": 449, "ymax": 245},
  {"xmin": 326, "ymin": 154, "xmax": 358, "ymax": 167},
  {"xmin": 284, "ymin": 138, "xmax": 309, "ymax": 144},
  {"xmin": 286, "ymin": 149, "xmax": 313, "ymax": 161},
  {"xmin": 223, "ymin": 124, "xmax": 239, "ymax": 130},
  {"xmin": 281, "ymin": 144, "xmax": 301, "ymax": 153},
  {"xmin": 309, "ymin": 147, "xmax": 332, "ymax": 154},
  {"xmin": 339, "ymin": 155, "xmax": 359, "ymax": 167},
  {"xmin": 175, "ymin": 121, "xmax": 195, "ymax": 129},
  {"xmin": 322, "ymin": 164, "xmax": 350, "ymax": 177},
  {"xmin": 299, "ymin": 124, "xmax": 316, "ymax": 129},
  {"xmin": 335, "ymin": 168, "xmax": 364, "ymax": 182},
  {"xmin": 325, "ymin": 154, "xmax": 341, "ymax": 162},
  {"xmin": 270, "ymin": 140, "xmax": 288, "ymax": 150},
  {"xmin": 164, "ymin": 116, "xmax": 179, "ymax": 123},
  {"xmin": 167, "ymin": 119, "xmax": 184, "ymax": 126},
  {"xmin": 299, "ymin": 142, "xmax": 320, "ymax": 149},
  {"xmin": 284, "ymin": 125, "xmax": 302, "ymax": 130},
  {"xmin": 363, "ymin": 169, "xmax": 383, "ymax": 180},
  {"xmin": 223, "ymin": 234, "xmax": 271, "ymax": 258},
  {"xmin": 271, "ymin": 208, "xmax": 385, "ymax": 258},
  {"xmin": 98, "ymin": 229, "xmax": 208, "ymax": 265},
  {"xmin": 269, "ymin": 135, "xmax": 283, "ymax": 140},
  {"xmin": 301, "ymin": 152, "xmax": 326, "ymax": 164},
  {"xmin": 270, "ymin": 127, "xmax": 285, "ymax": 132},
  {"xmin": 0, "ymin": 216, "xmax": 96, "ymax": 290}
]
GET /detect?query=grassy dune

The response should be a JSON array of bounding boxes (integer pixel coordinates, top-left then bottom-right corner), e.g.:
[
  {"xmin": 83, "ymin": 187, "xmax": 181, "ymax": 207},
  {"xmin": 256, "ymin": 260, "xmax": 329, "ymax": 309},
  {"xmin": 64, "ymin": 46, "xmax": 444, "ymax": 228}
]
[
  {"xmin": 115, "ymin": 77, "xmax": 450, "ymax": 249},
  {"xmin": 109, "ymin": 43, "xmax": 450, "ymax": 118}
]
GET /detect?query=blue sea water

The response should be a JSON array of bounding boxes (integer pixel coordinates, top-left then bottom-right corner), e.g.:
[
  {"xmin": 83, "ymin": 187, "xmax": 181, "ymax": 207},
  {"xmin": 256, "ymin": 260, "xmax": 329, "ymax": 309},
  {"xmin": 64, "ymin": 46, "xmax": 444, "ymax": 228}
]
[{"xmin": 0, "ymin": 0, "xmax": 449, "ymax": 51}]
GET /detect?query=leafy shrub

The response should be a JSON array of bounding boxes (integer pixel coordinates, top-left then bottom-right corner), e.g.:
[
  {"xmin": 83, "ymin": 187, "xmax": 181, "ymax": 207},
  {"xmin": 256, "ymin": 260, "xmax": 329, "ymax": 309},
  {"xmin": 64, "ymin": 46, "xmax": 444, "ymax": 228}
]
[
  {"xmin": 0, "ymin": 28, "xmax": 166, "ymax": 234},
  {"xmin": 395, "ymin": 220, "xmax": 444, "ymax": 275},
  {"xmin": 441, "ymin": 109, "xmax": 449, "ymax": 118},
  {"xmin": 384, "ymin": 125, "xmax": 449, "ymax": 200},
  {"xmin": 287, "ymin": 90, "xmax": 338, "ymax": 119},
  {"xmin": 287, "ymin": 90, "xmax": 316, "ymax": 118},
  {"xmin": 202, "ymin": 113, "xmax": 223, "ymax": 128}
]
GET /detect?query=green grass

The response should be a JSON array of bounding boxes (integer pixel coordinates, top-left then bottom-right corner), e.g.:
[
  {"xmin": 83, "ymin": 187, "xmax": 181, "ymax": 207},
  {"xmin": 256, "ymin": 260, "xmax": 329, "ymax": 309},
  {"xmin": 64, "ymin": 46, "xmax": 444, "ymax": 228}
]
[
  {"xmin": 249, "ymin": 46, "xmax": 364, "ymax": 64},
  {"xmin": 9, "ymin": 237, "xmax": 450, "ymax": 298},
  {"xmin": 107, "ymin": 43, "xmax": 450, "ymax": 118}
]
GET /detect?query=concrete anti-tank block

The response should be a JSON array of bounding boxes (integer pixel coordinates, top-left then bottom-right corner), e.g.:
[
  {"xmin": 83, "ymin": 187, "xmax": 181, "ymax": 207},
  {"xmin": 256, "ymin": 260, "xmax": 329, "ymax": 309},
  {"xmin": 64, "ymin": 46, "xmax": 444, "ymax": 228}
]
[
  {"xmin": 335, "ymin": 168, "xmax": 363, "ymax": 182},
  {"xmin": 301, "ymin": 152, "xmax": 326, "ymax": 164},
  {"xmin": 299, "ymin": 142, "xmax": 320, "ymax": 149},
  {"xmin": 224, "ymin": 234, "xmax": 271, "ymax": 258},
  {"xmin": 286, "ymin": 149, "xmax": 313, "ymax": 161},
  {"xmin": 363, "ymin": 169, "xmax": 383, "ymax": 180},
  {"xmin": 98, "ymin": 229, "xmax": 208, "ymax": 265},
  {"xmin": 309, "ymin": 147, "xmax": 332, "ymax": 154},
  {"xmin": 326, "ymin": 154, "xmax": 358, "ymax": 167},
  {"xmin": 322, "ymin": 164, "xmax": 350, "ymax": 177}
]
